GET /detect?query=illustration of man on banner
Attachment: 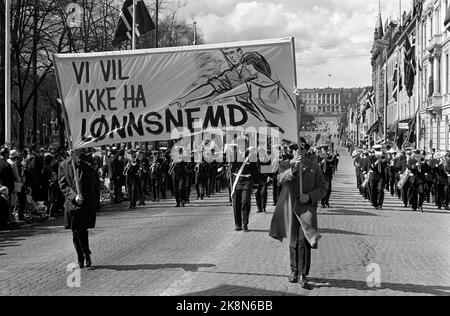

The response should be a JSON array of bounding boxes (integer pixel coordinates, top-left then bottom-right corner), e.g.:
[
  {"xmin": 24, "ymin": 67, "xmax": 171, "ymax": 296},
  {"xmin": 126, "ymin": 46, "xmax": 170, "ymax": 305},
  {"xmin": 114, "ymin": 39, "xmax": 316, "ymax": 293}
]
[
  {"xmin": 212, "ymin": 52, "xmax": 295, "ymax": 133},
  {"xmin": 170, "ymin": 49, "xmax": 294, "ymax": 133},
  {"xmin": 169, "ymin": 47, "xmax": 254, "ymax": 108}
]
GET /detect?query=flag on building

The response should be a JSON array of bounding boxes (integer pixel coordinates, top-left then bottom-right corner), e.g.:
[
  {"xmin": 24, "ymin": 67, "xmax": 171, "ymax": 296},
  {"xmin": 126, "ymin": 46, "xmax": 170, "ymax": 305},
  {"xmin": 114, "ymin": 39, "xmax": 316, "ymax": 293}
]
[
  {"xmin": 365, "ymin": 89, "xmax": 375, "ymax": 111},
  {"xmin": 112, "ymin": 0, "xmax": 156, "ymax": 47},
  {"xmin": 404, "ymin": 35, "xmax": 417, "ymax": 98},
  {"xmin": 392, "ymin": 60, "xmax": 403, "ymax": 101}
]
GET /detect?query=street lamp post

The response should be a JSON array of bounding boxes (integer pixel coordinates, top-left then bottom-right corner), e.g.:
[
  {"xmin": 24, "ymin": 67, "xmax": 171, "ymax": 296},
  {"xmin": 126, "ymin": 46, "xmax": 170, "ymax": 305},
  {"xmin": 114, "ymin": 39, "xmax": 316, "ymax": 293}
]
[{"xmin": 5, "ymin": 0, "xmax": 11, "ymax": 145}]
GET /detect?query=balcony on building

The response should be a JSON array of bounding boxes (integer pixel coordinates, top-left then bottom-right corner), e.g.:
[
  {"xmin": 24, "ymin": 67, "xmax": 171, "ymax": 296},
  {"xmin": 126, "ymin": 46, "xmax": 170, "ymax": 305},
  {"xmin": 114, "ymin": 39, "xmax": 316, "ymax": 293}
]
[{"xmin": 426, "ymin": 34, "xmax": 442, "ymax": 53}]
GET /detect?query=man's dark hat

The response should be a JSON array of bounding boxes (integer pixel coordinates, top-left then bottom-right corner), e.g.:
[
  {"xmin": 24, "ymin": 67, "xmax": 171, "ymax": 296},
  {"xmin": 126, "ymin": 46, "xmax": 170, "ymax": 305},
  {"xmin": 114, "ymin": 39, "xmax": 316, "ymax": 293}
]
[{"xmin": 289, "ymin": 143, "xmax": 299, "ymax": 151}]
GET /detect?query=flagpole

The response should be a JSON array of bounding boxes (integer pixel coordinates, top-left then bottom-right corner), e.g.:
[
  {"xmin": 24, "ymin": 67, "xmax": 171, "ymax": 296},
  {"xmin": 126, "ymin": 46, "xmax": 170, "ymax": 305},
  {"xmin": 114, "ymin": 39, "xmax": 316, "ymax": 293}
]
[
  {"xmin": 5, "ymin": 0, "xmax": 11, "ymax": 145},
  {"xmin": 384, "ymin": 64, "xmax": 388, "ymax": 139},
  {"xmin": 415, "ymin": 16, "xmax": 420, "ymax": 148},
  {"xmin": 132, "ymin": 0, "xmax": 136, "ymax": 50},
  {"xmin": 397, "ymin": 48, "xmax": 400, "ymax": 140}
]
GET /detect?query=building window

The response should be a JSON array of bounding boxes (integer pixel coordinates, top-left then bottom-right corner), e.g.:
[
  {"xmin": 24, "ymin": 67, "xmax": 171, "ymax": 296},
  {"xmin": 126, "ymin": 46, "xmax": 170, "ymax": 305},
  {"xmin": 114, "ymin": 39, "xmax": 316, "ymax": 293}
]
[
  {"xmin": 430, "ymin": 14, "xmax": 433, "ymax": 40},
  {"xmin": 436, "ymin": 8, "xmax": 440, "ymax": 35},
  {"xmin": 447, "ymin": 54, "xmax": 449, "ymax": 95}
]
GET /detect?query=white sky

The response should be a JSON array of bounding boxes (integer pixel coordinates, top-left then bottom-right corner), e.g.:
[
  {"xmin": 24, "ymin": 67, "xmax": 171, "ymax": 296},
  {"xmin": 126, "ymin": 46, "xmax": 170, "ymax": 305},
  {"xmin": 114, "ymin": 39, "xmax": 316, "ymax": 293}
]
[{"xmin": 174, "ymin": 0, "xmax": 413, "ymax": 89}]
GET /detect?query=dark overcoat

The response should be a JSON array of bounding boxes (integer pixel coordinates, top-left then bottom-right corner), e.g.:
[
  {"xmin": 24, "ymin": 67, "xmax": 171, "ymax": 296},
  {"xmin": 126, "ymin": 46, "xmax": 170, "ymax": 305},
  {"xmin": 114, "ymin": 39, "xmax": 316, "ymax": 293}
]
[
  {"xmin": 59, "ymin": 158, "xmax": 99, "ymax": 231},
  {"xmin": 270, "ymin": 158, "xmax": 326, "ymax": 243}
]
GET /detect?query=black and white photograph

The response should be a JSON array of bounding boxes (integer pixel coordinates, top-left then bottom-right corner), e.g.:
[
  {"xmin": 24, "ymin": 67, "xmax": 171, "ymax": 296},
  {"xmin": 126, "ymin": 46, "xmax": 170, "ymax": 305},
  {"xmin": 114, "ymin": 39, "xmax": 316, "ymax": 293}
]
[{"xmin": 0, "ymin": 0, "xmax": 449, "ymax": 301}]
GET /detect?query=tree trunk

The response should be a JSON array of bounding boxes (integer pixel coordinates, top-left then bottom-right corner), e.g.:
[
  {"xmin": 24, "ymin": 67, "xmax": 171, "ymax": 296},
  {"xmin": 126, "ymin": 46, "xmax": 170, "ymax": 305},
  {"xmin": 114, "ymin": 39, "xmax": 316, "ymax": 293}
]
[
  {"xmin": 32, "ymin": 0, "xmax": 38, "ymax": 144},
  {"xmin": 18, "ymin": 110, "xmax": 25, "ymax": 150}
]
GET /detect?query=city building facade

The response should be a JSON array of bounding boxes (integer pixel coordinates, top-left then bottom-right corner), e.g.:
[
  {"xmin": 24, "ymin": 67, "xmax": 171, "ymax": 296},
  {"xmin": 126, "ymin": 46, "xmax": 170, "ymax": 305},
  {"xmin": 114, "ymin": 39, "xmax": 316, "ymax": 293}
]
[{"xmin": 418, "ymin": 0, "xmax": 450, "ymax": 151}]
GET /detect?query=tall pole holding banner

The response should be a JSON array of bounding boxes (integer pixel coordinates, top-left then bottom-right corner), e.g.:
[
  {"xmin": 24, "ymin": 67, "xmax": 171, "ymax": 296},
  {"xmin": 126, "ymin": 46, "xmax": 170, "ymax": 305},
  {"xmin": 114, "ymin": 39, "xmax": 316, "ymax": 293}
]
[
  {"xmin": 5, "ymin": 0, "xmax": 11, "ymax": 145},
  {"xmin": 193, "ymin": 21, "xmax": 197, "ymax": 45},
  {"xmin": 155, "ymin": 0, "xmax": 158, "ymax": 48},
  {"xmin": 291, "ymin": 37, "xmax": 302, "ymax": 194},
  {"xmin": 132, "ymin": 0, "xmax": 136, "ymax": 50}
]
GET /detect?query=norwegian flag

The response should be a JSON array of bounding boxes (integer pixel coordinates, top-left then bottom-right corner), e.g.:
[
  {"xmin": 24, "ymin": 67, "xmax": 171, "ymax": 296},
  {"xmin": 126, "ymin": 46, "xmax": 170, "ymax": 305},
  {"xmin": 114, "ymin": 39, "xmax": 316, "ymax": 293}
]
[
  {"xmin": 392, "ymin": 61, "xmax": 403, "ymax": 101},
  {"xmin": 112, "ymin": 0, "xmax": 155, "ymax": 47},
  {"xmin": 365, "ymin": 89, "xmax": 375, "ymax": 111},
  {"xmin": 404, "ymin": 35, "xmax": 417, "ymax": 98}
]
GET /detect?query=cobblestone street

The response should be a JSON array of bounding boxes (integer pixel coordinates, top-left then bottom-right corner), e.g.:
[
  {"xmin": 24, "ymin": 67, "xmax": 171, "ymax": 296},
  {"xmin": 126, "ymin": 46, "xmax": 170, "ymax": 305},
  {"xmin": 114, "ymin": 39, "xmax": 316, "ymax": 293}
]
[{"xmin": 1, "ymin": 147, "xmax": 449, "ymax": 296}]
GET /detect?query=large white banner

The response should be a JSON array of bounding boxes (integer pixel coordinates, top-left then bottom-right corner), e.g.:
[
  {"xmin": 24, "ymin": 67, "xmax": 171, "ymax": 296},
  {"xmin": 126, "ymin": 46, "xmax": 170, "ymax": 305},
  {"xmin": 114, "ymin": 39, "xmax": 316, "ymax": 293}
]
[{"xmin": 54, "ymin": 37, "xmax": 298, "ymax": 149}]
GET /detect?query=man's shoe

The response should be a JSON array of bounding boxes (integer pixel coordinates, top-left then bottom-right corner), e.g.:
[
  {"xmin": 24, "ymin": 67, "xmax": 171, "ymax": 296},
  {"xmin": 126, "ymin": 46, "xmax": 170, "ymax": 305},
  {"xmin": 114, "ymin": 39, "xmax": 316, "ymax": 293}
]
[
  {"xmin": 299, "ymin": 275, "xmax": 309, "ymax": 289},
  {"xmin": 288, "ymin": 272, "xmax": 298, "ymax": 283},
  {"xmin": 85, "ymin": 254, "xmax": 92, "ymax": 268},
  {"xmin": 235, "ymin": 227, "xmax": 243, "ymax": 232},
  {"xmin": 78, "ymin": 260, "xmax": 85, "ymax": 269},
  {"xmin": 243, "ymin": 225, "xmax": 249, "ymax": 232}
]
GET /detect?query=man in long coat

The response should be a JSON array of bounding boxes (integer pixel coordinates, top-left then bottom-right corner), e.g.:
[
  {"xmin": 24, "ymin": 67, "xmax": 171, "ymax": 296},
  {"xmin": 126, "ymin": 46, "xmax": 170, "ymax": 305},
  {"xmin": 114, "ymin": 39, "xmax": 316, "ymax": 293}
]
[
  {"xmin": 59, "ymin": 149, "xmax": 99, "ymax": 269},
  {"xmin": 269, "ymin": 138, "xmax": 326, "ymax": 289}
]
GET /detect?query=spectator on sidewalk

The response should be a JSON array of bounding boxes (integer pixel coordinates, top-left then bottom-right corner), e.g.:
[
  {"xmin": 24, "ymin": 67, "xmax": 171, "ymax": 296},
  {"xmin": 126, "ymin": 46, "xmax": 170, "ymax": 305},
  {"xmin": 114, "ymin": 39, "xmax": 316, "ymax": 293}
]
[
  {"xmin": 8, "ymin": 150, "xmax": 22, "ymax": 220},
  {"xmin": 0, "ymin": 186, "xmax": 10, "ymax": 228},
  {"xmin": 0, "ymin": 147, "xmax": 14, "ymax": 204},
  {"xmin": 23, "ymin": 144, "xmax": 44, "ymax": 202}
]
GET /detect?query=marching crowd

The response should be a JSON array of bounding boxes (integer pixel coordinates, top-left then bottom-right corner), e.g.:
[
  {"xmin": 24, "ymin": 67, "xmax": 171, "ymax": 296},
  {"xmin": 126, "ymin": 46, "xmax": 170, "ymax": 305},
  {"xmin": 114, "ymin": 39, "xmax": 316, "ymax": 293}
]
[
  {"xmin": 0, "ymin": 138, "xmax": 340, "ymax": 287},
  {"xmin": 352, "ymin": 144, "xmax": 450, "ymax": 212},
  {"xmin": 0, "ymin": 140, "xmax": 341, "ymax": 228}
]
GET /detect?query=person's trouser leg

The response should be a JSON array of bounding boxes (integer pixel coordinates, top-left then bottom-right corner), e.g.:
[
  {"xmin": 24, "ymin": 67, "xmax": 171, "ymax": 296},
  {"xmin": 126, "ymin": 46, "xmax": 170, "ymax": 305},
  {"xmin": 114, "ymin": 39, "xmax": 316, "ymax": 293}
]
[
  {"xmin": 356, "ymin": 173, "xmax": 361, "ymax": 190},
  {"xmin": 201, "ymin": 178, "xmax": 207, "ymax": 199},
  {"xmin": 233, "ymin": 188, "xmax": 243, "ymax": 229},
  {"xmin": 418, "ymin": 183, "xmax": 425, "ymax": 208},
  {"xmin": 402, "ymin": 181, "xmax": 410, "ymax": 206},
  {"xmin": 390, "ymin": 176, "xmax": 395, "ymax": 196},
  {"xmin": 206, "ymin": 177, "xmax": 211, "ymax": 198},
  {"xmin": 298, "ymin": 235, "xmax": 311, "ymax": 276},
  {"xmin": 72, "ymin": 230, "xmax": 90, "ymax": 263},
  {"xmin": 72, "ymin": 230, "xmax": 84, "ymax": 264},
  {"xmin": 370, "ymin": 179, "xmax": 377, "ymax": 207},
  {"xmin": 160, "ymin": 174, "xmax": 167, "ymax": 199},
  {"xmin": 255, "ymin": 186, "xmax": 263, "ymax": 211},
  {"xmin": 185, "ymin": 177, "xmax": 191, "ymax": 203},
  {"xmin": 195, "ymin": 176, "xmax": 200, "ymax": 198},
  {"xmin": 136, "ymin": 179, "xmax": 142, "ymax": 205},
  {"xmin": 173, "ymin": 177, "xmax": 180, "ymax": 206},
  {"xmin": 262, "ymin": 183, "xmax": 268, "ymax": 210},
  {"xmin": 272, "ymin": 176, "xmax": 278, "ymax": 205},
  {"xmin": 289, "ymin": 214, "xmax": 300, "ymax": 275},
  {"xmin": 436, "ymin": 184, "xmax": 444, "ymax": 208},
  {"xmin": 325, "ymin": 179, "xmax": 332, "ymax": 204},
  {"xmin": 377, "ymin": 179, "xmax": 385, "ymax": 207},
  {"xmin": 409, "ymin": 183, "xmax": 418, "ymax": 210},
  {"xmin": 114, "ymin": 180, "xmax": 121, "ymax": 202},
  {"xmin": 151, "ymin": 179, "xmax": 158, "ymax": 201},
  {"xmin": 241, "ymin": 189, "xmax": 252, "ymax": 227}
]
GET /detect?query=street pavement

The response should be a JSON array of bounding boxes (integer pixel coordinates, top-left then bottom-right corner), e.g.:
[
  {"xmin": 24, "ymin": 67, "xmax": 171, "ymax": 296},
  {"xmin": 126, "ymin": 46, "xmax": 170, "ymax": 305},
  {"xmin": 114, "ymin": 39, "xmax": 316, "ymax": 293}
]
[{"xmin": 1, "ymin": 147, "xmax": 450, "ymax": 296}]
